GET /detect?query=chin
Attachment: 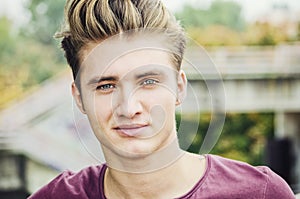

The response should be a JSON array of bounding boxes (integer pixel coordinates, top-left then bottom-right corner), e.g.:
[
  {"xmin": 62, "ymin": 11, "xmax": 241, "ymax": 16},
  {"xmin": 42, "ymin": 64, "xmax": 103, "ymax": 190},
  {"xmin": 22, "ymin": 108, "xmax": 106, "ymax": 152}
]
[{"xmin": 116, "ymin": 141, "xmax": 158, "ymax": 159}]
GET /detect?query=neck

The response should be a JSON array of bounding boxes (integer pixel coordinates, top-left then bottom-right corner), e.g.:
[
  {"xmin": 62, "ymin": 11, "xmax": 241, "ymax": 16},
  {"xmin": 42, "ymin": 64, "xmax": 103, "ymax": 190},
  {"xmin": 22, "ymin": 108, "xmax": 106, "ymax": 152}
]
[
  {"xmin": 103, "ymin": 138, "xmax": 184, "ymax": 173},
  {"xmin": 104, "ymin": 152, "xmax": 206, "ymax": 199}
]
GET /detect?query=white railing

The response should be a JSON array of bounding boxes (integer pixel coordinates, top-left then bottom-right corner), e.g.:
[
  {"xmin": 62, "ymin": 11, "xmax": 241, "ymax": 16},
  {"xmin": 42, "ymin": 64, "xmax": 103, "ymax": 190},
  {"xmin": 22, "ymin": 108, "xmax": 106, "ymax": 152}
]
[{"xmin": 183, "ymin": 44, "xmax": 300, "ymax": 77}]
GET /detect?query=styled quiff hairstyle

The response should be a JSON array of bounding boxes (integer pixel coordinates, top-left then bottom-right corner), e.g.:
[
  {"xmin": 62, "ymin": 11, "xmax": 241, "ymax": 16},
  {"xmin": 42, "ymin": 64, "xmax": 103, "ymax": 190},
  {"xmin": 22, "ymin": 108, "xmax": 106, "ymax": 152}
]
[{"xmin": 56, "ymin": 0, "xmax": 186, "ymax": 80}]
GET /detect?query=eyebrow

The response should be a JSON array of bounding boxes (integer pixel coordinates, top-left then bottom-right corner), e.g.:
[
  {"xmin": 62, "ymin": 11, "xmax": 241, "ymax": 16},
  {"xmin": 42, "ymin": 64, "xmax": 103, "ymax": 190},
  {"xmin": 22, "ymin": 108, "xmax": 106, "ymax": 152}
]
[
  {"xmin": 87, "ymin": 76, "xmax": 118, "ymax": 86},
  {"xmin": 86, "ymin": 69, "xmax": 165, "ymax": 86},
  {"xmin": 135, "ymin": 71, "xmax": 161, "ymax": 79}
]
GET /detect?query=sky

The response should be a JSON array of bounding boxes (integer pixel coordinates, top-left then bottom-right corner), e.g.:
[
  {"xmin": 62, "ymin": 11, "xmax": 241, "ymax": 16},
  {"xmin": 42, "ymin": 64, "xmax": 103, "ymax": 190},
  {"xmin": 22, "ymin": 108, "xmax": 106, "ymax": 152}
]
[{"xmin": 0, "ymin": 0, "xmax": 300, "ymax": 27}]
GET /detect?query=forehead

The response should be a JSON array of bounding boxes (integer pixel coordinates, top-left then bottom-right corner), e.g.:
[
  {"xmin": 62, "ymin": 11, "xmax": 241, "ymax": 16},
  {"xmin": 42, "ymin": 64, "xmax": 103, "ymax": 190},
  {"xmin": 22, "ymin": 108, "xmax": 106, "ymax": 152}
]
[{"xmin": 78, "ymin": 33, "xmax": 176, "ymax": 81}]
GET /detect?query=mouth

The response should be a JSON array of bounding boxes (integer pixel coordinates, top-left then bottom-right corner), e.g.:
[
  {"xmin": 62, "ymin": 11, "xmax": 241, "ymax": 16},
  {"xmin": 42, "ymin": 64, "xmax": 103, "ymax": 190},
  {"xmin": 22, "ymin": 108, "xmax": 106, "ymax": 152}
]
[{"xmin": 113, "ymin": 124, "xmax": 149, "ymax": 137}]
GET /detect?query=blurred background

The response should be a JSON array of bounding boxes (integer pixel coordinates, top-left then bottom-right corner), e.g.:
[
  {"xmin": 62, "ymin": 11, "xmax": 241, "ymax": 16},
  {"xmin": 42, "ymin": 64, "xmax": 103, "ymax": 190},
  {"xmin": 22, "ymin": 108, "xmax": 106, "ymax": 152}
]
[{"xmin": 0, "ymin": 0, "xmax": 299, "ymax": 198}]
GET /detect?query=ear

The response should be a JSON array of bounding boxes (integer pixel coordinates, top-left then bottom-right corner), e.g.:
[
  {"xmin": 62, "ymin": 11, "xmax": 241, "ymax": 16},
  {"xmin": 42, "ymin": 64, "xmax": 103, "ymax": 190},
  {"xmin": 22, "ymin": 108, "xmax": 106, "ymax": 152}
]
[
  {"xmin": 176, "ymin": 70, "xmax": 187, "ymax": 106},
  {"xmin": 71, "ymin": 82, "xmax": 86, "ymax": 114}
]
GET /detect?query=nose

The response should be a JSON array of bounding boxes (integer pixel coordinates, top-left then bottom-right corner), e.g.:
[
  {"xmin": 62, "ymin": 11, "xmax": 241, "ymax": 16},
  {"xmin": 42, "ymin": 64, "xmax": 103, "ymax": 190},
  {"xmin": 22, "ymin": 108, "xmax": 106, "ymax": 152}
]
[{"xmin": 114, "ymin": 86, "xmax": 143, "ymax": 119}]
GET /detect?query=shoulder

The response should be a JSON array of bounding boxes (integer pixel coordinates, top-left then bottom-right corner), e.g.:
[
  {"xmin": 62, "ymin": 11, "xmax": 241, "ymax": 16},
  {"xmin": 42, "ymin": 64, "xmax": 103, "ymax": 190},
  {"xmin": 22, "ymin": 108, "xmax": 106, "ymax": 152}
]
[
  {"xmin": 204, "ymin": 154, "xmax": 294, "ymax": 199},
  {"xmin": 207, "ymin": 154, "xmax": 269, "ymax": 183},
  {"xmin": 260, "ymin": 165, "xmax": 295, "ymax": 199},
  {"xmin": 28, "ymin": 164, "xmax": 106, "ymax": 199}
]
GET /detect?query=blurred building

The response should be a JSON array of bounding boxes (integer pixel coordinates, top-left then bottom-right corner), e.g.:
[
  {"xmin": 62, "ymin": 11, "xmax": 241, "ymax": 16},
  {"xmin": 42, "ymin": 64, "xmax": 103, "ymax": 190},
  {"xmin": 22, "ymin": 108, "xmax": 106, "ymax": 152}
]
[{"xmin": 0, "ymin": 72, "xmax": 102, "ymax": 198}]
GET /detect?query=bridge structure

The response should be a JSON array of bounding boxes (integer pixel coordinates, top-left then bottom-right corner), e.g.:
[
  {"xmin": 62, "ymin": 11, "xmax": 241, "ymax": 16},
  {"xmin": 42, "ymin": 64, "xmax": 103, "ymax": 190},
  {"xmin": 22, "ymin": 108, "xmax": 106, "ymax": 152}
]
[
  {"xmin": 181, "ymin": 43, "xmax": 300, "ymax": 191},
  {"xmin": 0, "ymin": 44, "xmax": 299, "ymax": 194}
]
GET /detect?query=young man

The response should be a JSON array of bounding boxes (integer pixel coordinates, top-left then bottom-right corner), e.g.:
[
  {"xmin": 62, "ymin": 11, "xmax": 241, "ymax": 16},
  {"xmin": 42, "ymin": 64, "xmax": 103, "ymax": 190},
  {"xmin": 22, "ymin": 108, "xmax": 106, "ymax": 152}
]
[{"xmin": 29, "ymin": 0, "xmax": 295, "ymax": 198}]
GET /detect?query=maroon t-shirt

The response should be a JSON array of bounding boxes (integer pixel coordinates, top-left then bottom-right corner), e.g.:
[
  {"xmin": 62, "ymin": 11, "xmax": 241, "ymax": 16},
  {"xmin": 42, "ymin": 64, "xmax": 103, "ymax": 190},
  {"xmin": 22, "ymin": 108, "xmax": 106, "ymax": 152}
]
[{"xmin": 28, "ymin": 154, "xmax": 295, "ymax": 199}]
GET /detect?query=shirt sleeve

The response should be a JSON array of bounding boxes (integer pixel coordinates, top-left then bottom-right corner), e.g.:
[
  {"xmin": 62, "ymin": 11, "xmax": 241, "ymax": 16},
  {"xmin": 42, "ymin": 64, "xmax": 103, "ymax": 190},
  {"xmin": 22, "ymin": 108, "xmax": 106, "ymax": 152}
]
[
  {"xmin": 263, "ymin": 167, "xmax": 295, "ymax": 199},
  {"xmin": 27, "ymin": 171, "xmax": 73, "ymax": 199},
  {"xmin": 27, "ymin": 165, "xmax": 103, "ymax": 199}
]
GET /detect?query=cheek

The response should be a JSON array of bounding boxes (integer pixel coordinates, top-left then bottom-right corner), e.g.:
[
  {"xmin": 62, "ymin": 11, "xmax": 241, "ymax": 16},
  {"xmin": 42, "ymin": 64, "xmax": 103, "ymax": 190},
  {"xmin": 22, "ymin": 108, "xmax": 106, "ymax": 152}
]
[
  {"xmin": 84, "ymin": 94, "xmax": 113, "ymax": 126},
  {"xmin": 146, "ymin": 89, "xmax": 176, "ymax": 121},
  {"xmin": 94, "ymin": 96, "xmax": 113, "ymax": 120},
  {"xmin": 148, "ymin": 88, "xmax": 177, "ymax": 106}
]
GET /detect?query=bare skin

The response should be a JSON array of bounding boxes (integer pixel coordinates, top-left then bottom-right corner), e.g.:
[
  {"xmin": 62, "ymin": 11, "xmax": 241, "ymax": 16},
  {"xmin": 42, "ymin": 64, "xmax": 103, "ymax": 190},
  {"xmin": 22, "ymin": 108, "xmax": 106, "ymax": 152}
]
[{"xmin": 104, "ymin": 152, "xmax": 206, "ymax": 199}]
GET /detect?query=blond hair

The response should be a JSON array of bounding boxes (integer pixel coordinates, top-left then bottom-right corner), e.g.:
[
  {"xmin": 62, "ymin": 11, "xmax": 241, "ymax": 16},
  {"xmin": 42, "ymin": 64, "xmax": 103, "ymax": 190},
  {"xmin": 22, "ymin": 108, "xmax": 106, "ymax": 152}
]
[{"xmin": 56, "ymin": 0, "xmax": 186, "ymax": 80}]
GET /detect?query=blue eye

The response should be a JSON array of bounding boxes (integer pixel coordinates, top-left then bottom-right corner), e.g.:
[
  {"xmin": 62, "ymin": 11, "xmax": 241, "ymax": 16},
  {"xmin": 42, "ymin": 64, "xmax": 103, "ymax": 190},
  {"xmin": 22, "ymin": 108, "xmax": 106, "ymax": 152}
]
[
  {"xmin": 97, "ymin": 84, "xmax": 115, "ymax": 91},
  {"xmin": 143, "ymin": 79, "xmax": 157, "ymax": 85}
]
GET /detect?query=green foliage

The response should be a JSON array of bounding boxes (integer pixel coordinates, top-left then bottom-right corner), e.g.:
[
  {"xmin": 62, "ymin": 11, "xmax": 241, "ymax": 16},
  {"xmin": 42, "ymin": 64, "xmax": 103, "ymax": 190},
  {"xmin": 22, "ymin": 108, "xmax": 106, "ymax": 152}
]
[
  {"xmin": 176, "ymin": 0, "xmax": 298, "ymax": 46},
  {"xmin": 298, "ymin": 22, "xmax": 300, "ymax": 41},
  {"xmin": 244, "ymin": 22, "xmax": 289, "ymax": 46},
  {"xmin": 176, "ymin": 0, "xmax": 246, "ymax": 31},
  {"xmin": 0, "ymin": 16, "xmax": 66, "ymax": 109},
  {"xmin": 0, "ymin": 18, "xmax": 16, "ymax": 59},
  {"xmin": 177, "ymin": 113, "xmax": 274, "ymax": 165},
  {"xmin": 0, "ymin": 0, "xmax": 68, "ymax": 109},
  {"xmin": 187, "ymin": 25, "xmax": 243, "ymax": 46},
  {"xmin": 22, "ymin": 0, "xmax": 65, "ymax": 45}
]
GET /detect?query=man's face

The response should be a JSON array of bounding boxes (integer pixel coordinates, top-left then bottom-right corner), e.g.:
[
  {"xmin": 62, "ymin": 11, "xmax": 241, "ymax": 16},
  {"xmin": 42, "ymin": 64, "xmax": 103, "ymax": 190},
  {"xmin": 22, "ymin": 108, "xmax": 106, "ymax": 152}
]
[{"xmin": 73, "ymin": 35, "xmax": 186, "ymax": 160}]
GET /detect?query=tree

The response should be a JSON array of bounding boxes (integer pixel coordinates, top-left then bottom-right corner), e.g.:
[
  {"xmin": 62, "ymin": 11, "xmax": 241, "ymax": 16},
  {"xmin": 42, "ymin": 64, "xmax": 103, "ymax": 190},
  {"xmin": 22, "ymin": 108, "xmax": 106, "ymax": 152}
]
[
  {"xmin": 177, "ymin": 113, "xmax": 274, "ymax": 165},
  {"xmin": 297, "ymin": 21, "xmax": 300, "ymax": 41},
  {"xmin": 23, "ymin": 0, "xmax": 65, "ymax": 45},
  {"xmin": 244, "ymin": 22, "xmax": 289, "ymax": 46},
  {"xmin": 0, "ymin": 15, "xmax": 66, "ymax": 109},
  {"xmin": 176, "ymin": 0, "xmax": 246, "ymax": 31},
  {"xmin": 209, "ymin": 0, "xmax": 245, "ymax": 31},
  {"xmin": 0, "ymin": 17, "xmax": 16, "ymax": 59}
]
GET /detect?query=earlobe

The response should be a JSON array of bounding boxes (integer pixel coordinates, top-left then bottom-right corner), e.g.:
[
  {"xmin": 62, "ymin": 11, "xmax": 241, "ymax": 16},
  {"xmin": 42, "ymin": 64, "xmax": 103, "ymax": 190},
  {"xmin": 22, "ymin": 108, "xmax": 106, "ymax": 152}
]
[
  {"xmin": 176, "ymin": 70, "xmax": 187, "ymax": 105},
  {"xmin": 71, "ymin": 82, "xmax": 86, "ymax": 114}
]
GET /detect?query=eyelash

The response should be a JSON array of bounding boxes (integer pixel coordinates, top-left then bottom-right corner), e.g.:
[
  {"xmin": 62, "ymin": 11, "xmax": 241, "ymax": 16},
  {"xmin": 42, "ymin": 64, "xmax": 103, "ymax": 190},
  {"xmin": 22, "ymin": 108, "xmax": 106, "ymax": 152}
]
[
  {"xmin": 96, "ymin": 84, "xmax": 115, "ymax": 92},
  {"xmin": 141, "ymin": 79, "xmax": 158, "ymax": 86}
]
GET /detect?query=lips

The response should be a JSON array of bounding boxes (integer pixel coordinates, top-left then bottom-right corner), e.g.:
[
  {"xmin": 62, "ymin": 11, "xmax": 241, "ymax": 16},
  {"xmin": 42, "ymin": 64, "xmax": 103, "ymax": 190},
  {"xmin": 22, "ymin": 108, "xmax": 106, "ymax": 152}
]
[{"xmin": 113, "ymin": 124, "xmax": 148, "ymax": 137}]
